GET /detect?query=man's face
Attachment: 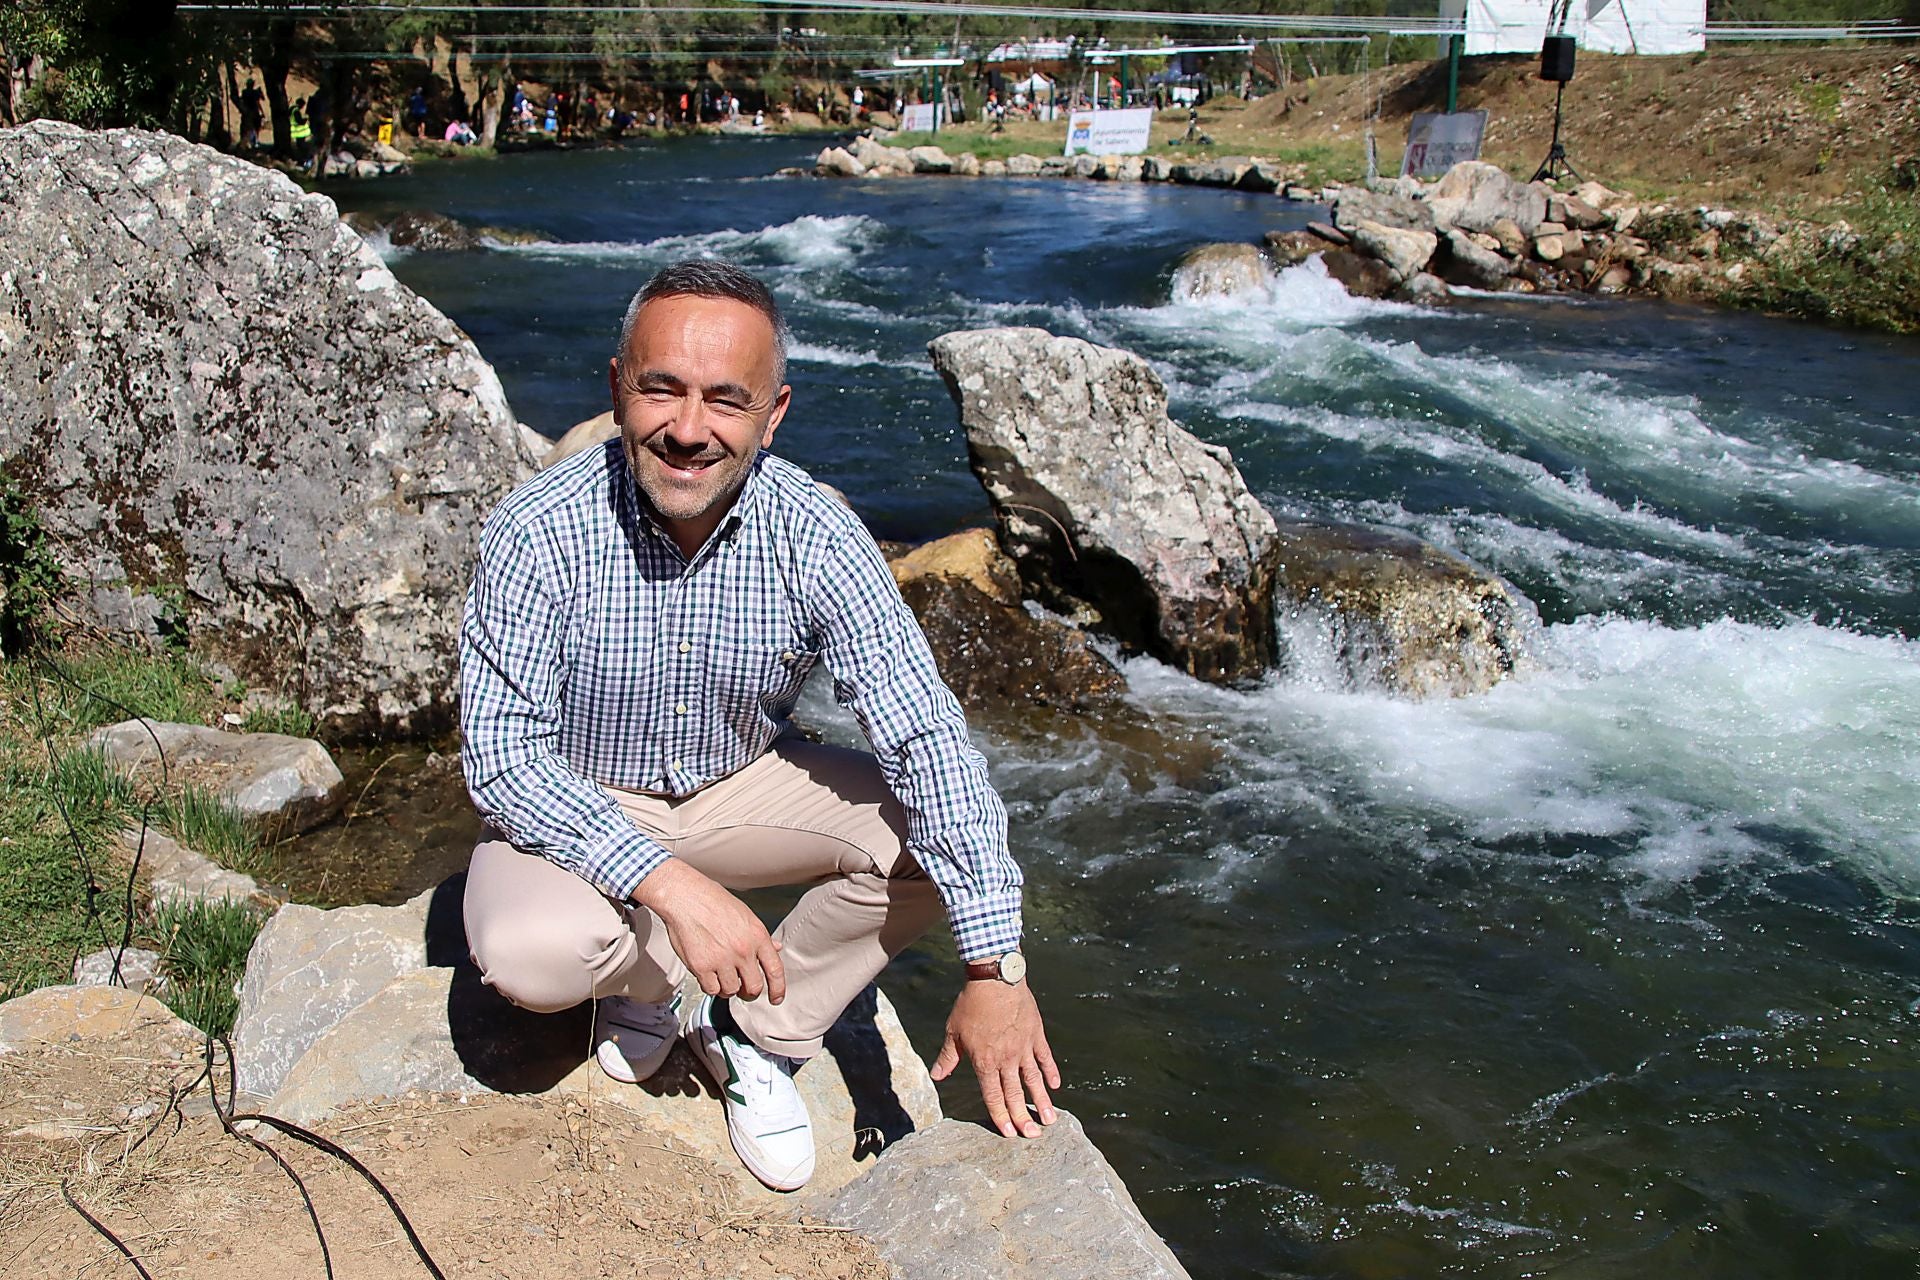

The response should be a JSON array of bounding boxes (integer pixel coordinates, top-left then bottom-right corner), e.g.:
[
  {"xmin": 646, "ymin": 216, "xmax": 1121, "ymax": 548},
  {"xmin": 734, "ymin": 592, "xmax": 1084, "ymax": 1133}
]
[{"xmin": 609, "ymin": 293, "xmax": 790, "ymax": 552}]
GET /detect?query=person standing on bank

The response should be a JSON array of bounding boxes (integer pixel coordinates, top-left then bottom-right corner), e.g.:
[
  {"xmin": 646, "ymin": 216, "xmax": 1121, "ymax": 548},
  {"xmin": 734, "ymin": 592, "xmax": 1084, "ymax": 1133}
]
[{"xmin": 459, "ymin": 260, "xmax": 1059, "ymax": 1192}]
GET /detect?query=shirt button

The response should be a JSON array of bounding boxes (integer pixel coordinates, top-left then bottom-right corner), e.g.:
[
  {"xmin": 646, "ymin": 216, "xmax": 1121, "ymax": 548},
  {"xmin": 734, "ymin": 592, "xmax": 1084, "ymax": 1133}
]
[
  {"xmin": 674, "ymin": 703, "xmax": 687, "ymax": 716},
  {"xmin": 679, "ymin": 640, "xmax": 691, "ymax": 653},
  {"xmin": 671, "ymin": 759, "xmax": 683, "ymax": 771}
]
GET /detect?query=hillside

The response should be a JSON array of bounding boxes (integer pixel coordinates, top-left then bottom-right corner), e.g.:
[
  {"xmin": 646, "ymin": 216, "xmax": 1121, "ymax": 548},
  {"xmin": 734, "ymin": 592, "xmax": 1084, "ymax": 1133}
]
[{"xmin": 1223, "ymin": 46, "xmax": 1919, "ymax": 211}]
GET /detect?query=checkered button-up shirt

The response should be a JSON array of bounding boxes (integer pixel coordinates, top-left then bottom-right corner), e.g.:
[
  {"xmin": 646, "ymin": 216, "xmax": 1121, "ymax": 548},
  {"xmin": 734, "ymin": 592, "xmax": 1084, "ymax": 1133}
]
[{"xmin": 459, "ymin": 442, "xmax": 1023, "ymax": 961}]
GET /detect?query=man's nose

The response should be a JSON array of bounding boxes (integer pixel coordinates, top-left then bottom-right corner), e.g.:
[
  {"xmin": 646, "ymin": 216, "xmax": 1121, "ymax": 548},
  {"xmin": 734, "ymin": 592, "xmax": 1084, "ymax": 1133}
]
[{"xmin": 662, "ymin": 394, "xmax": 709, "ymax": 444}]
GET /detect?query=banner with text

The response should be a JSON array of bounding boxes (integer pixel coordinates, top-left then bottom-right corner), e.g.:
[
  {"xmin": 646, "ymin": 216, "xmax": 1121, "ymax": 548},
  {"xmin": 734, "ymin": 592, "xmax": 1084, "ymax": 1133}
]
[
  {"xmin": 900, "ymin": 102, "xmax": 946, "ymax": 132},
  {"xmin": 1063, "ymin": 107, "xmax": 1155, "ymax": 157},
  {"xmin": 1400, "ymin": 110, "xmax": 1488, "ymax": 179}
]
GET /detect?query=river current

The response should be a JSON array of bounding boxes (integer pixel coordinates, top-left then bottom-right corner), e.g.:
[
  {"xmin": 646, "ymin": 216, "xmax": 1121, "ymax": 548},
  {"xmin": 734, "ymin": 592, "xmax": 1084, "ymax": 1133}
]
[{"xmin": 332, "ymin": 136, "xmax": 1920, "ymax": 1279}]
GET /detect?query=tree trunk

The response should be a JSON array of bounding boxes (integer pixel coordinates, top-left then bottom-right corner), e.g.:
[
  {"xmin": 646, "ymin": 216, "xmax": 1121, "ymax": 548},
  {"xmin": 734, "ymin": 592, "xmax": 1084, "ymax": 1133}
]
[
  {"xmin": 0, "ymin": 38, "xmax": 14, "ymax": 127},
  {"xmin": 478, "ymin": 64, "xmax": 504, "ymax": 147},
  {"xmin": 259, "ymin": 18, "xmax": 294, "ymax": 158}
]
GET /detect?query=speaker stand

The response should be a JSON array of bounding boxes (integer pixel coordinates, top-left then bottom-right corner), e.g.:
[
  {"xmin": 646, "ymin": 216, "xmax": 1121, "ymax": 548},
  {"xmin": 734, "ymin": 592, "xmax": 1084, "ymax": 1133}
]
[{"xmin": 1530, "ymin": 81, "xmax": 1582, "ymax": 184}]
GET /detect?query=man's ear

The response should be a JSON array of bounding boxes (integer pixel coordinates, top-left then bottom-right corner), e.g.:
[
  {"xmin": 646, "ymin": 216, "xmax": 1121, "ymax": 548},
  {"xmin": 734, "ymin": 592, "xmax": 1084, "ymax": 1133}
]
[
  {"xmin": 606, "ymin": 357, "xmax": 621, "ymax": 425},
  {"xmin": 762, "ymin": 384, "xmax": 792, "ymax": 448}
]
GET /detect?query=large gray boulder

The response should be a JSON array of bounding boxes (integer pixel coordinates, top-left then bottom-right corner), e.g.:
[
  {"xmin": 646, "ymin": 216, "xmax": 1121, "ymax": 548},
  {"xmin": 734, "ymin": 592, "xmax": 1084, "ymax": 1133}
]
[
  {"xmin": 88, "ymin": 719, "xmax": 345, "ymax": 834},
  {"xmin": 1428, "ymin": 160, "xmax": 1548, "ymax": 237},
  {"xmin": 1332, "ymin": 183, "xmax": 1435, "ymax": 234},
  {"xmin": 1435, "ymin": 227, "xmax": 1515, "ymax": 289},
  {"xmin": 0, "ymin": 121, "xmax": 538, "ymax": 736},
  {"xmin": 928, "ymin": 328, "xmax": 1277, "ymax": 684},
  {"xmin": 230, "ymin": 889, "xmax": 434, "ymax": 1097},
  {"xmin": 1348, "ymin": 220, "xmax": 1438, "ymax": 284},
  {"xmin": 232, "ymin": 883, "xmax": 942, "ymax": 1201},
  {"xmin": 1271, "ymin": 521, "xmax": 1534, "ymax": 697},
  {"xmin": 812, "ymin": 1113, "xmax": 1192, "ymax": 1280}
]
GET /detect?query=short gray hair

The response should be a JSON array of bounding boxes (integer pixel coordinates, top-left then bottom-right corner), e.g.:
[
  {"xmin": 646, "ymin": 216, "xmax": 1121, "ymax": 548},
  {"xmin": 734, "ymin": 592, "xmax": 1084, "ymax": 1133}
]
[{"xmin": 616, "ymin": 259, "xmax": 790, "ymax": 387}]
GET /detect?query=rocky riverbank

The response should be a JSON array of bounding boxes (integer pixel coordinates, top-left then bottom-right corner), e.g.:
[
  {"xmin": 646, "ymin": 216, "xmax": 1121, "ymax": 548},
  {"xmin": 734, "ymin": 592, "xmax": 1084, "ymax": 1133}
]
[{"xmin": 804, "ymin": 137, "xmax": 1886, "ymax": 318}]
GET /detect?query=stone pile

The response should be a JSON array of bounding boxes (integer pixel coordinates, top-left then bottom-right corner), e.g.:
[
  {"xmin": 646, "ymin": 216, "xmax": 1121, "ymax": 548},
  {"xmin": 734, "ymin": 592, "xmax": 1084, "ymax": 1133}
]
[
  {"xmin": 815, "ymin": 135, "xmax": 1304, "ymax": 191},
  {"xmin": 1260, "ymin": 160, "xmax": 1801, "ymax": 307}
]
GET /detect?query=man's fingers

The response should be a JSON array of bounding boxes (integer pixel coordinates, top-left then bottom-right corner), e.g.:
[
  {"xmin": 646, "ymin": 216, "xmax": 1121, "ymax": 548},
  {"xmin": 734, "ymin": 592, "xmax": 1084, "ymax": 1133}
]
[
  {"xmin": 998, "ymin": 1064, "xmax": 1037, "ymax": 1137},
  {"xmin": 1036, "ymin": 1034, "xmax": 1062, "ymax": 1090},
  {"xmin": 759, "ymin": 940, "xmax": 787, "ymax": 1006},
  {"xmin": 1020, "ymin": 1059, "xmax": 1057, "ymax": 1126},
  {"xmin": 929, "ymin": 1034, "xmax": 960, "ymax": 1082},
  {"xmin": 977, "ymin": 1064, "xmax": 1016, "ymax": 1138}
]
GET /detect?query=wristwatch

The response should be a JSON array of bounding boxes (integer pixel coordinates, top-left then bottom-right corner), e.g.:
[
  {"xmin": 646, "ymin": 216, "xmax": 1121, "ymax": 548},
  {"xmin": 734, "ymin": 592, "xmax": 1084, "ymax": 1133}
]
[{"xmin": 964, "ymin": 950, "xmax": 1028, "ymax": 984}]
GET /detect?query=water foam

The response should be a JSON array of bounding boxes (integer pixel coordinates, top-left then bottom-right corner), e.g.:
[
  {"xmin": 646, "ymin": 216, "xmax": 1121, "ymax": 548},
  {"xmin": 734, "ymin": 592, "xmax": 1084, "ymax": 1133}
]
[
  {"xmin": 1121, "ymin": 617, "xmax": 1920, "ymax": 892},
  {"xmin": 495, "ymin": 213, "xmax": 885, "ymax": 268}
]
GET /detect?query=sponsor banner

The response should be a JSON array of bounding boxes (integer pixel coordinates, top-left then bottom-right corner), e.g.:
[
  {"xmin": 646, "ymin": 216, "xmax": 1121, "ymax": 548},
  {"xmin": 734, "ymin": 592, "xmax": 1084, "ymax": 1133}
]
[
  {"xmin": 900, "ymin": 102, "xmax": 945, "ymax": 132},
  {"xmin": 1401, "ymin": 109, "xmax": 1488, "ymax": 179},
  {"xmin": 1063, "ymin": 107, "xmax": 1155, "ymax": 157}
]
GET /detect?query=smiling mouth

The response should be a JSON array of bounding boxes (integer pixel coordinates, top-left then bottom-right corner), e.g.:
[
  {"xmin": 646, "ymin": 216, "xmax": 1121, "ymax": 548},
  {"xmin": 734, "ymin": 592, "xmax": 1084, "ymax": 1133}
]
[{"xmin": 651, "ymin": 448, "xmax": 723, "ymax": 475}]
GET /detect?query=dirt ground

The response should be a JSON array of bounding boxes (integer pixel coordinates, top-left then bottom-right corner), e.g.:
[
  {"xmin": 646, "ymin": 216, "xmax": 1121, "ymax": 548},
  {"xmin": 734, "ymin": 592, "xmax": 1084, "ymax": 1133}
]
[{"xmin": 0, "ymin": 1024, "xmax": 886, "ymax": 1280}]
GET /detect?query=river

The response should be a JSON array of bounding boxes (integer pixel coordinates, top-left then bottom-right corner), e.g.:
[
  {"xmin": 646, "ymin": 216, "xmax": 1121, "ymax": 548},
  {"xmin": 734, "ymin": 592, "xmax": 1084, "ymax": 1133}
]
[{"xmin": 329, "ymin": 135, "xmax": 1920, "ymax": 1280}]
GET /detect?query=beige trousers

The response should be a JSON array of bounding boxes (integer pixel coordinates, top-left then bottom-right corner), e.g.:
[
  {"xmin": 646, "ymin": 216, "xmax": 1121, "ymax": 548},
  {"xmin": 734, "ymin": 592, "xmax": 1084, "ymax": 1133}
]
[{"xmin": 463, "ymin": 737, "xmax": 943, "ymax": 1059}]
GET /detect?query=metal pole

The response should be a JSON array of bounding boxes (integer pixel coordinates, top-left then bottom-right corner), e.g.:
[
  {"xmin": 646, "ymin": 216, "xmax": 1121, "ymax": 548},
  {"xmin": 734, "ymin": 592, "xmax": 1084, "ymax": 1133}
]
[{"xmin": 1445, "ymin": 33, "xmax": 1462, "ymax": 113}]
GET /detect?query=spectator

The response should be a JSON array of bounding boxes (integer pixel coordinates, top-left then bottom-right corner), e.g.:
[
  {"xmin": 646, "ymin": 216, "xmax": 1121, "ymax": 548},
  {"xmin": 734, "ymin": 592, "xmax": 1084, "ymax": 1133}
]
[
  {"xmin": 445, "ymin": 118, "xmax": 477, "ymax": 146},
  {"xmin": 406, "ymin": 86, "xmax": 428, "ymax": 140},
  {"xmin": 238, "ymin": 78, "xmax": 265, "ymax": 151}
]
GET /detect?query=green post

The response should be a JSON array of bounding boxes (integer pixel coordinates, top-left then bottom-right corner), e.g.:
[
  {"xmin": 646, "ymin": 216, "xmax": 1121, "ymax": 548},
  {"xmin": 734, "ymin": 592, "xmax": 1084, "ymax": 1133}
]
[
  {"xmin": 933, "ymin": 70, "xmax": 942, "ymax": 134},
  {"xmin": 1119, "ymin": 54, "xmax": 1129, "ymax": 107},
  {"xmin": 1445, "ymin": 34, "xmax": 1463, "ymax": 114}
]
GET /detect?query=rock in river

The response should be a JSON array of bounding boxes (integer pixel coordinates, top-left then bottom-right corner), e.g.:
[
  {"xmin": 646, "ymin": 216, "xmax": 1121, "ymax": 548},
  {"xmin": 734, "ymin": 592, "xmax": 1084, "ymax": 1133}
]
[
  {"xmin": 928, "ymin": 328, "xmax": 1277, "ymax": 684},
  {"xmin": 0, "ymin": 122, "xmax": 538, "ymax": 736},
  {"xmin": 1271, "ymin": 521, "xmax": 1534, "ymax": 697}
]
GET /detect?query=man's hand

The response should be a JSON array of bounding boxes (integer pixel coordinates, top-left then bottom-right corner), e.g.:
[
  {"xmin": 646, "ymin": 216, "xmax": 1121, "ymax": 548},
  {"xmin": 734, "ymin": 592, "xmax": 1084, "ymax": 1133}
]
[
  {"xmin": 930, "ymin": 980, "xmax": 1060, "ymax": 1138},
  {"xmin": 631, "ymin": 858, "xmax": 785, "ymax": 1004}
]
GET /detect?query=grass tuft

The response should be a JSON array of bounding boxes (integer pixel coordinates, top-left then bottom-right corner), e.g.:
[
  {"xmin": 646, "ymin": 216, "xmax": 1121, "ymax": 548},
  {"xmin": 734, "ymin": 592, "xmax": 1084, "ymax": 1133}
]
[
  {"xmin": 155, "ymin": 783, "xmax": 265, "ymax": 877},
  {"xmin": 240, "ymin": 703, "xmax": 318, "ymax": 739},
  {"xmin": 141, "ymin": 898, "xmax": 266, "ymax": 1037}
]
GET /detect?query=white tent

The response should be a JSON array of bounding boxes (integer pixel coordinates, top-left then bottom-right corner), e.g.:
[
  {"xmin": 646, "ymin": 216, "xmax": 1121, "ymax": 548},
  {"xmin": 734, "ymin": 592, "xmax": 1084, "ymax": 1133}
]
[
  {"xmin": 1011, "ymin": 72, "xmax": 1055, "ymax": 94},
  {"xmin": 1437, "ymin": 0, "xmax": 1705, "ymax": 56}
]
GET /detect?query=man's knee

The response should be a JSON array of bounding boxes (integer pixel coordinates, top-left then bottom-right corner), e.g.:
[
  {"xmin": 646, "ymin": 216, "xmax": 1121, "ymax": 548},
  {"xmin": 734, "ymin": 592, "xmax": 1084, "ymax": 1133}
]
[{"xmin": 465, "ymin": 912, "xmax": 627, "ymax": 1013}]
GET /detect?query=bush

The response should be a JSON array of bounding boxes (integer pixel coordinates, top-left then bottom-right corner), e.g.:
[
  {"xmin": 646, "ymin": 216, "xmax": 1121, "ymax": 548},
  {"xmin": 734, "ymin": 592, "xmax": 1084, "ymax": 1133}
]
[
  {"xmin": 1737, "ymin": 175, "xmax": 1920, "ymax": 334},
  {"xmin": 0, "ymin": 471, "xmax": 62, "ymax": 656}
]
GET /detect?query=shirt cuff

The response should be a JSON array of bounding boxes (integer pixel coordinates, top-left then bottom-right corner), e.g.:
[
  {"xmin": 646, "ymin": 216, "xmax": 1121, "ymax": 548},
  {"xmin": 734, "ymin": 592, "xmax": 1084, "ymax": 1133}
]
[
  {"xmin": 945, "ymin": 888, "xmax": 1025, "ymax": 962},
  {"xmin": 576, "ymin": 822, "xmax": 671, "ymax": 904}
]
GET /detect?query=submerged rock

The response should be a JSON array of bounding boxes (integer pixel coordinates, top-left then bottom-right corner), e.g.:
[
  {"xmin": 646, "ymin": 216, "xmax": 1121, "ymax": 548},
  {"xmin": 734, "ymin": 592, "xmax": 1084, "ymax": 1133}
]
[
  {"xmin": 1270, "ymin": 521, "xmax": 1533, "ymax": 697},
  {"xmin": 928, "ymin": 328, "xmax": 1277, "ymax": 684},
  {"xmin": 1169, "ymin": 243, "xmax": 1273, "ymax": 301},
  {"xmin": 0, "ymin": 122, "xmax": 539, "ymax": 736}
]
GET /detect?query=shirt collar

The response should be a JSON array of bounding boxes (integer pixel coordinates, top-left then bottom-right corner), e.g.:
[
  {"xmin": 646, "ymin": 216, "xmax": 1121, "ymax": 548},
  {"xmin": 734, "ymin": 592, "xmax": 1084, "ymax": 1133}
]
[{"xmin": 617, "ymin": 449, "xmax": 768, "ymax": 560}]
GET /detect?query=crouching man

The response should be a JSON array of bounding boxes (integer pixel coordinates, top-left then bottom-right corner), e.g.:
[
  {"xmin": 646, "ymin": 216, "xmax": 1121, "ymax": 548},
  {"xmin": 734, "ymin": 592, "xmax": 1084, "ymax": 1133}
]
[{"xmin": 458, "ymin": 259, "xmax": 1059, "ymax": 1190}]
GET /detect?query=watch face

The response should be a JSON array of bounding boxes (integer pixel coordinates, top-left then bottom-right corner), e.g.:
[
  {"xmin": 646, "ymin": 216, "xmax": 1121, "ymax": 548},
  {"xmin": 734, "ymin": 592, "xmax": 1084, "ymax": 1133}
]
[{"xmin": 1000, "ymin": 951, "xmax": 1028, "ymax": 984}]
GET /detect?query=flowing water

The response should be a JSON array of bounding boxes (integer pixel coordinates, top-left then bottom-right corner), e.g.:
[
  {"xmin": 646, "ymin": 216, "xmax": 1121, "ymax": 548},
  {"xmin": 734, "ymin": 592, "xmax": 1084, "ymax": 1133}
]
[{"xmin": 330, "ymin": 137, "xmax": 1920, "ymax": 1279}]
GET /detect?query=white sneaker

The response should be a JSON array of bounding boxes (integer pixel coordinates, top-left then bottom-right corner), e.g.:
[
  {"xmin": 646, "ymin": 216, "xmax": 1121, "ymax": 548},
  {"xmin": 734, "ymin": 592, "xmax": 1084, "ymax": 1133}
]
[
  {"xmin": 593, "ymin": 994, "xmax": 681, "ymax": 1085},
  {"xmin": 684, "ymin": 995, "xmax": 815, "ymax": 1191}
]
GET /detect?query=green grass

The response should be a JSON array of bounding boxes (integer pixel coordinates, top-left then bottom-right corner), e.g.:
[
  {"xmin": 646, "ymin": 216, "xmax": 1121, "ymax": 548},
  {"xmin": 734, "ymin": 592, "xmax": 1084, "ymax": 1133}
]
[
  {"xmin": 0, "ymin": 743, "xmax": 137, "ymax": 1000},
  {"xmin": 241, "ymin": 702, "xmax": 318, "ymax": 738},
  {"xmin": 155, "ymin": 782, "xmax": 265, "ymax": 877},
  {"xmin": 140, "ymin": 898, "xmax": 266, "ymax": 1038},
  {"xmin": 0, "ymin": 639, "xmax": 275, "ymax": 1008}
]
